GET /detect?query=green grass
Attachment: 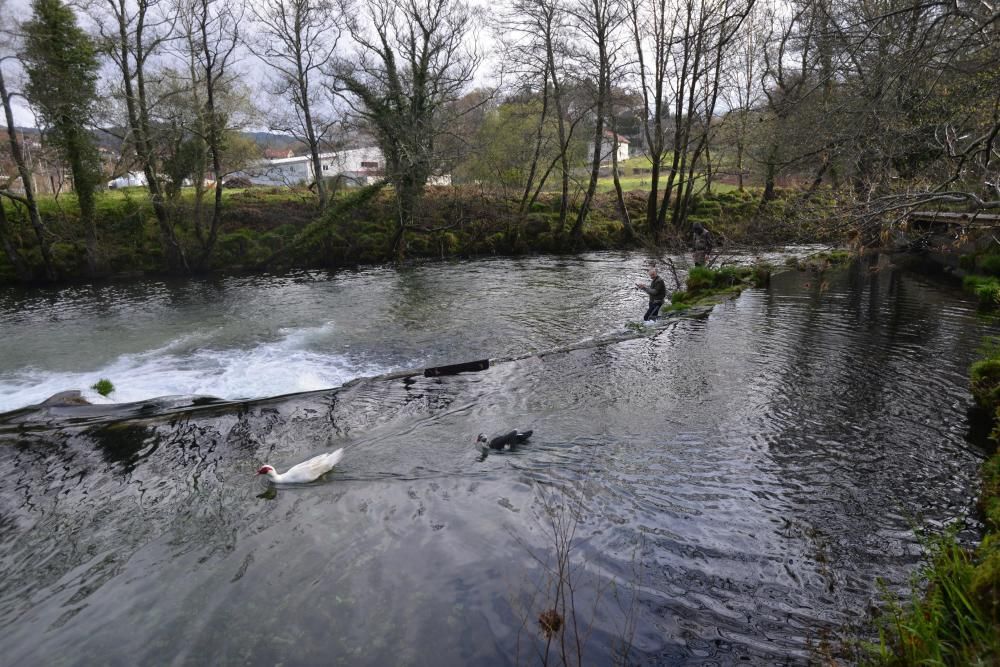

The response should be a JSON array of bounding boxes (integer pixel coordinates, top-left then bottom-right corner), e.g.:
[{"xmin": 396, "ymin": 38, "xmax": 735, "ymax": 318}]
[
  {"xmin": 869, "ymin": 533, "xmax": 1000, "ymax": 665},
  {"xmin": 869, "ymin": 337, "xmax": 1000, "ymax": 664},
  {"xmin": 666, "ymin": 263, "xmax": 772, "ymax": 312},
  {"xmin": 963, "ymin": 275, "xmax": 1000, "ymax": 305},
  {"xmin": 596, "ymin": 172, "xmax": 739, "ymax": 194}
]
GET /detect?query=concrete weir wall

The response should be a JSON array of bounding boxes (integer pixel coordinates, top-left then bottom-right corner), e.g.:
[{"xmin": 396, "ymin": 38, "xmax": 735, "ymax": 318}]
[{"xmin": 0, "ymin": 300, "xmax": 727, "ymax": 434}]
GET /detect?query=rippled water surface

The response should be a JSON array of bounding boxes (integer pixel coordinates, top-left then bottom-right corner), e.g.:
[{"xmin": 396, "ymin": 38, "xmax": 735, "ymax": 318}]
[{"xmin": 0, "ymin": 252, "xmax": 994, "ymax": 665}]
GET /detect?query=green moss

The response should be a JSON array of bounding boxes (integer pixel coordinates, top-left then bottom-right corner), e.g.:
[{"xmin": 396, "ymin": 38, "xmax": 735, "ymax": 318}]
[
  {"xmin": 982, "ymin": 454, "xmax": 1000, "ymax": 531},
  {"xmin": 685, "ymin": 264, "xmax": 771, "ymax": 295},
  {"xmin": 91, "ymin": 378, "xmax": 114, "ymax": 397},
  {"xmin": 971, "ymin": 358, "xmax": 1000, "ymax": 408},
  {"xmin": 979, "ymin": 255, "xmax": 1000, "ymax": 277},
  {"xmin": 963, "ymin": 275, "xmax": 1000, "ymax": 305},
  {"xmin": 686, "ymin": 266, "xmax": 717, "ymax": 293}
]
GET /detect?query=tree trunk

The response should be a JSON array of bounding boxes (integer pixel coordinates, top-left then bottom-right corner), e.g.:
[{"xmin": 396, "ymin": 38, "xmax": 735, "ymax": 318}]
[
  {"xmin": 762, "ymin": 145, "xmax": 778, "ymax": 203},
  {"xmin": 736, "ymin": 139, "xmax": 744, "ymax": 191},
  {"xmin": 61, "ymin": 122, "xmax": 101, "ymax": 276},
  {"xmin": 298, "ymin": 56, "xmax": 327, "ymax": 209},
  {"xmin": 518, "ymin": 73, "xmax": 550, "ymax": 217},
  {"xmin": 199, "ymin": 111, "xmax": 225, "ymax": 267},
  {"xmin": 572, "ymin": 108, "xmax": 603, "ymax": 242},
  {"xmin": 0, "ymin": 200, "xmax": 32, "ymax": 281},
  {"xmin": 0, "ymin": 66, "xmax": 55, "ymax": 280},
  {"xmin": 391, "ymin": 177, "xmax": 420, "ymax": 261},
  {"xmin": 115, "ymin": 3, "xmax": 189, "ymax": 273},
  {"xmin": 546, "ymin": 41, "xmax": 570, "ymax": 237},
  {"xmin": 608, "ymin": 114, "xmax": 633, "ymax": 241}
]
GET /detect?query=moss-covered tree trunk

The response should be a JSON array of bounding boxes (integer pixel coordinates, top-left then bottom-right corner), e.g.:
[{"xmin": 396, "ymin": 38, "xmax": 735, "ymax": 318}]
[
  {"xmin": 22, "ymin": 0, "xmax": 103, "ymax": 275},
  {"xmin": 64, "ymin": 126, "xmax": 101, "ymax": 274},
  {"xmin": 0, "ymin": 201, "xmax": 32, "ymax": 281},
  {"xmin": 0, "ymin": 64, "xmax": 55, "ymax": 280}
]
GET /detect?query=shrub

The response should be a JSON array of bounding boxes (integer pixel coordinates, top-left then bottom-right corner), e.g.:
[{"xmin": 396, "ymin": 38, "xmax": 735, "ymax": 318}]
[
  {"xmin": 970, "ymin": 533, "xmax": 1000, "ymax": 619},
  {"xmin": 693, "ymin": 200, "xmax": 722, "ymax": 216},
  {"xmin": 871, "ymin": 533, "xmax": 999, "ymax": 665},
  {"xmin": 964, "ymin": 275, "xmax": 1000, "ymax": 305},
  {"xmin": 971, "ymin": 358, "xmax": 1000, "ymax": 409},
  {"xmin": 91, "ymin": 378, "xmax": 114, "ymax": 397},
  {"xmin": 686, "ymin": 266, "xmax": 717, "ymax": 293},
  {"xmin": 979, "ymin": 255, "xmax": 1000, "ymax": 277}
]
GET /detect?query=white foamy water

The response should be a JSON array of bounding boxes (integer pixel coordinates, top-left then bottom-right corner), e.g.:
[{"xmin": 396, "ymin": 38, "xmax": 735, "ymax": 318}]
[
  {"xmin": 1, "ymin": 251, "xmax": 822, "ymax": 415},
  {"xmin": 0, "ymin": 322, "xmax": 390, "ymax": 413}
]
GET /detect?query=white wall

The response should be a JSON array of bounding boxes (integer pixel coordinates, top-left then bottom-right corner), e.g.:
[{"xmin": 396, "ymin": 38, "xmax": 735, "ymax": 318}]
[
  {"xmin": 239, "ymin": 146, "xmax": 454, "ymax": 188},
  {"xmin": 107, "ymin": 172, "xmax": 148, "ymax": 188},
  {"xmin": 244, "ymin": 158, "xmax": 313, "ymax": 186},
  {"xmin": 586, "ymin": 139, "xmax": 629, "ymax": 166}
]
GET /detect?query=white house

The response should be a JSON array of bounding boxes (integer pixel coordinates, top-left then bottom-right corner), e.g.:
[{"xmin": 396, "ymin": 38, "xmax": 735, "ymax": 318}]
[
  {"xmin": 586, "ymin": 131, "xmax": 630, "ymax": 166},
  {"xmin": 241, "ymin": 147, "xmax": 386, "ymax": 187},
  {"xmin": 107, "ymin": 171, "xmax": 148, "ymax": 189},
  {"xmin": 240, "ymin": 146, "xmax": 455, "ymax": 188}
]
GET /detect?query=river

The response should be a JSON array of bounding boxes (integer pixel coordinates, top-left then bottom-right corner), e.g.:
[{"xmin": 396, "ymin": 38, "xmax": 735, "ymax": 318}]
[{"xmin": 0, "ymin": 252, "xmax": 993, "ymax": 665}]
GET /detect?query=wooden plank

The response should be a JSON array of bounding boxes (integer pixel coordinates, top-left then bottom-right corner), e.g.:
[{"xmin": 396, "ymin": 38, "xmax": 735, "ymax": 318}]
[
  {"xmin": 908, "ymin": 211, "xmax": 1000, "ymax": 226},
  {"xmin": 423, "ymin": 359, "xmax": 490, "ymax": 377}
]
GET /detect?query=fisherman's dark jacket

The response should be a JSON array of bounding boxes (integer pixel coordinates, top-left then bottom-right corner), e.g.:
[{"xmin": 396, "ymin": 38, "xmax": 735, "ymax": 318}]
[{"xmin": 648, "ymin": 276, "xmax": 666, "ymax": 304}]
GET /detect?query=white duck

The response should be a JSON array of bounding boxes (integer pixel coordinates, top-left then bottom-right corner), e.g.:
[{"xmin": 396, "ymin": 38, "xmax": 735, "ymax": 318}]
[{"xmin": 256, "ymin": 449, "xmax": 345, "ymax": 484}]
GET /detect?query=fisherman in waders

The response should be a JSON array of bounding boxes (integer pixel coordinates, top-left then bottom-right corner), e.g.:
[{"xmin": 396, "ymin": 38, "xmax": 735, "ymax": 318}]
[
  {"xmin": 636, "ymin": 267, "xmax": 667, "ymax": 321},
  {"xmin": 692, "ymin": 222, "xmax": 713, "ymax": 266}
]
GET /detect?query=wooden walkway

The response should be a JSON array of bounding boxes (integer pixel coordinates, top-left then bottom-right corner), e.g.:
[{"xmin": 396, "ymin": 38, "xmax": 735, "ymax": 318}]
[{"xmin": 907, "ymin": 211, "xmax": 1000, "ymax": 228}]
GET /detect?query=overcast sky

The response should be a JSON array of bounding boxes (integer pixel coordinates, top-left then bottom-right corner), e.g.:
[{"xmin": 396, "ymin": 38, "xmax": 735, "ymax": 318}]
[{"xmin": 2, "ymin": 0, "xmax": 498, "ymax": 130}]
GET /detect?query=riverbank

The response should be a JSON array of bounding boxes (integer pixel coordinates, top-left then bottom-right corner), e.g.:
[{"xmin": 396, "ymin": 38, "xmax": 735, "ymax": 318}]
[
  {"xmin": 0, "ymin": 184, "xmax": 843, "ymax": 285},
  {"xmin": 867, "ymin": 311, "xmax": 1000, "ymax": 662}
]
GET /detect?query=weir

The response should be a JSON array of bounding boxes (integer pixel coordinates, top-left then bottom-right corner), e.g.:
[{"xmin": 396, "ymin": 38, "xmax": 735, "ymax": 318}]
[
  {"xmin": 0, "ymin": 300, "xmax": 717, "ymax": 435},
  {"xmin": 1, "ymin": 252, "xmax": 993, "ymax": 665}
]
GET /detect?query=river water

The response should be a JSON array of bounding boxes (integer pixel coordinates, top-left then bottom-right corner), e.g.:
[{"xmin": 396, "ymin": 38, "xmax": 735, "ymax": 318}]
[{"xmin": 0, "ymin": 252, "xmax": 994, "ymax": 665}]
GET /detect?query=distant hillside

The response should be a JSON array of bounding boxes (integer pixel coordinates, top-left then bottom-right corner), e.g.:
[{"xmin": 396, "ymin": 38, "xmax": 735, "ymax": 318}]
[
  {"xmin": 10, "ymin": 127, "xmax": 308, "ymax": 155},
  {"xmin": 242, "ymin": 131, "xmax": 305, "ymax": 152}
]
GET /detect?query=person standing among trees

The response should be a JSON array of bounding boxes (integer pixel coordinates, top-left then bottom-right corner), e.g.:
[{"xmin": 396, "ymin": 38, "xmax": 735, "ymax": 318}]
[
  {"xmin": 636, "ymin": 266, "xmax": 667, "ymax": 321},
  {"xmin": 692, "ymin": 222, "xmax": 713, "ymax": 266}
]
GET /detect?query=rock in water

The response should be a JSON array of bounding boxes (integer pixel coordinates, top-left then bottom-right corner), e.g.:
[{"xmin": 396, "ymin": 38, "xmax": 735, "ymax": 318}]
[{"xmin": 39, "ymin": 391, "xmax": 92, "ymax": 407}]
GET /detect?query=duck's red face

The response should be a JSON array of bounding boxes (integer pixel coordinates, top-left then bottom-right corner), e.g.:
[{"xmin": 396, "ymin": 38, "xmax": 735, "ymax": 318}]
[{"xmin": 256, "ymin": 465, "xmax": 274, "ymax": 475}]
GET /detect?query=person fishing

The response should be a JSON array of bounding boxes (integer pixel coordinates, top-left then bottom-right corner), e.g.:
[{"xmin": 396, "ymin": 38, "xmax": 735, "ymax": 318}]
[
  {"xmin": 635, "ymin": 266, "xmax": 667, "ymax": 321},
  {"xmin": 692, "ymin": 222, "xmax": 713, "ymax": 266}
]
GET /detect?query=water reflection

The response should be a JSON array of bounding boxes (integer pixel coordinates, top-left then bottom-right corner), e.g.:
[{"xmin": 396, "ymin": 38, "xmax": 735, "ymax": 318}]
[{"xmin": 0, "ymin": 255, "xmax": 994, "ymax": 665}]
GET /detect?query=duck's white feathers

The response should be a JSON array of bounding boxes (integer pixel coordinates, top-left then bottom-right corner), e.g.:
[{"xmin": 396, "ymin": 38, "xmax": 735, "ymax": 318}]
[{"xmin": 268, "ymin": 448, "xmax": 344, "ymax": 483}]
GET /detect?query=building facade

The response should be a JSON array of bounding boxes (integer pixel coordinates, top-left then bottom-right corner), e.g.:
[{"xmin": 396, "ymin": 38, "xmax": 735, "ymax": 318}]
[
  {"xmin": 586, "ymin": 132, "xmax": 630, "ymax": 166},
  {"xmin": 242, "ymin": 147, "xmax": 387, "ymax": 187}
]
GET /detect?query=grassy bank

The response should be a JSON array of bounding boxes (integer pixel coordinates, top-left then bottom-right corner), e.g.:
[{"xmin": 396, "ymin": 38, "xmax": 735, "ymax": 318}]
[
  {"xmin": 868, "ymin": 341, "xmax": 1000, "ymax": 664},
  {"xmin": 665, "ymin": 263, "xmax": 773, "ymax": 313},
  {"xmin": 0, "ymin": 183, "xmax": 842, "ymax": 285}
]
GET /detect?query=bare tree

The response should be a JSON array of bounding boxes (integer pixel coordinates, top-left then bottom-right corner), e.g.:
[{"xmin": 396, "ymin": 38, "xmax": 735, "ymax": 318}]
[
  {"xmin": 607, "ymin": 89, "xmax": 634, "ymax": 238},
  {"xmin": 92, "ymin": 0, "xmax": 190, "ymax": 272},
  {"xmin": 720, "ymin": 0, "xmax": 766, "ymax": 191},
  {"xmin": 332, "ymin": 0, "xmax": 479, "ymax": 259},
  {"xmin": 177, "ymin": 0, "xmax": 245, "ymax": 267},
  {"xmin": 503, "ymin": 0, "xmax": 580, "ymax": 232},
  {"xmin": 629, "ymin": 0, "xmax": 753, "ymax": 238},
  {"xmin": 249, "ymin": 0, "xmax": 341, "ymax": 208},
  {"xmin": 0, "ymin": 53, "xmax": 55, "ymax": 280},
  {"xmin": 568, "ymin": 0, "xmax": 627, "ymax": 242}
]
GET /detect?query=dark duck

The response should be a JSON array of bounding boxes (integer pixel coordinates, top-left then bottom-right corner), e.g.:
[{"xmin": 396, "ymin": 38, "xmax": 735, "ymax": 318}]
[{"xmin": 477, "ymin": 430, "xmax": 534, "ymax": 451}]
